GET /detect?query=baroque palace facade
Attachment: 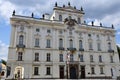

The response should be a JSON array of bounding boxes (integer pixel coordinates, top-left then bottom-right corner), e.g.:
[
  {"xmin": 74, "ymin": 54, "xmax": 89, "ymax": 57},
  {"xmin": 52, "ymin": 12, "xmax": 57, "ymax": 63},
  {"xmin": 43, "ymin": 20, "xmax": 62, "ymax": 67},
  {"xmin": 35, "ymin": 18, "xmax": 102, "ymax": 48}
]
[{"xmin": 7, "ymin": 2, "xmax": 120, "ymax": 79}]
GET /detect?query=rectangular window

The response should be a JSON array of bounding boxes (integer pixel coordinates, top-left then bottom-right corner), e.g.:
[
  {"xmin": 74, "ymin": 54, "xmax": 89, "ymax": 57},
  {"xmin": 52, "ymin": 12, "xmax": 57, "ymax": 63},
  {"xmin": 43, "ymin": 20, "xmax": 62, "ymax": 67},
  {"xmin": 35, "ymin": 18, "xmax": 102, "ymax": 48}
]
[
  {"xmin": 90, "ymin": 55, "xmax": 93, "ymax": 62},
  {"xmin": 47, "ymin": 29, "xmax": 51, "ymax": 33},
  {"xmin": 79, "ymin": 54, "xmax": 84, "ymax": 62},
  {"xmin": 47, "ymin": 53, "xmax": 51, "ymax": 61},
  {"xmin": 69, "ymin": 39, "xmax": 73, "ymax": 48},
  {"xmin": 70, "ymin": 54, "xmax": 74, "ymax": 61},
  {"xmin": 46, "ymin": 39, "xmax": 51, "ymax": 48},
  {"xmin": 46, "ymin": 67, "xmax": 50, "ymax": 75},
  {"xmin": 89, "ymin": 42, "xmax": 93, "ymax": 50},
  {"xmin": 59, "ymin": 39, "xmax": 63, "ymax": 48},
  {"xmin": 91, "ymin": 67, "xmax": 95, "ymax": 74},
  {"xmin": 99, "ymin": 55, "xmax": 102, "ymax": 62},
  {"xmin": 79, "ymin": 40, "xmax": 83, "ymax": 49},
  {"xmin": 36, "ymin": 28, "xmax": 40, "ymax": 32},
  {"xmin": 34, "ymin": 67, "xmax": 39, "ymax": 75},
  {"xmin": 18, "ymin": 52, "xmax": 23, "ymax": 61},
  {"xmin": 100, "ymin": 67, "xmax": 104, "ymax": 74},
  {"xmin": 35, "ymin": 53, "xmax": 39, "ymax": 61},
  {"xmin": 110, "ymin": 56, "xmax": 113, "ymax": 63},
  {"xmin": 35, "ymin": 38, "xmax": 39, "ymax": 47},
  {"xmin": 59, "ymin": 54, "xmax": 63, "ymax": 62},
  {"xmin": 97, "ymin": 43, "xmax": 101, "ymax": 51},
  {"xmin": 59, "ymin": 15, "xmax": 62, "ymax": 21},
  {"xmin": 78, "ymin": 17, "xmax": 81, "ymax": 24}
]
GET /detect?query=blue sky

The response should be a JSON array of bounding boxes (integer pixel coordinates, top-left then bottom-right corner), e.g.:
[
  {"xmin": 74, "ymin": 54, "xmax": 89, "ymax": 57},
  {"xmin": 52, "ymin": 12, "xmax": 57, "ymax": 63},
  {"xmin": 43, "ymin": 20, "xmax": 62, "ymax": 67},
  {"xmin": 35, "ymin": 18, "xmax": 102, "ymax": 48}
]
[{"xmin": 0, "ymin": 0, "xmax": 120, "ymax": 60}]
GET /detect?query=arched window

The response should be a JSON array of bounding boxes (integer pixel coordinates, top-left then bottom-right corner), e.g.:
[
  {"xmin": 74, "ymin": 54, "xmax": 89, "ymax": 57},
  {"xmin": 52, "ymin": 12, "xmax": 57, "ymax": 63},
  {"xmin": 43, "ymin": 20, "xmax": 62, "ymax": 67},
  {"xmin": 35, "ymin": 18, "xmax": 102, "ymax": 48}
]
[
  {"xmin": 59, "ymin": 39, "xmax": 63, "ymax": 48},
  {"xmin": 108, "ymin": 42, "xmax": 111, "ymax": 50},
  {"xmin": 19, "ymin": 35, "xmax": 24, "ymax": 45},
  {"xmin": 69, "ymin": 39, "xmax": 73, "ymax": 48},
  {"xmin": 59, "ymin": 15, "xmax": 62, "ymax": 21},
  {"xmin": 79, "ymin": 40, "xmax": 83, "ymax": 49},
  {"xmin": 78, "ymin": 17, "xmax": 81, "ymax": 24}
]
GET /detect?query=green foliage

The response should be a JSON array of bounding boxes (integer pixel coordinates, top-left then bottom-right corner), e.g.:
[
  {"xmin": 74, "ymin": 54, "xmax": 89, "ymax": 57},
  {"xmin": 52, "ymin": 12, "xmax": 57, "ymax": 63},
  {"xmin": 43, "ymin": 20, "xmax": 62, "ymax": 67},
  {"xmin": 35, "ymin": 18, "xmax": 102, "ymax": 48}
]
[
  {"xmin": 117, "ymin": 45, "xmax": 120, "ymax": 59},
  {"xmin": 1, "ymin": 59, "xmax": 6, "ymax": 65}
]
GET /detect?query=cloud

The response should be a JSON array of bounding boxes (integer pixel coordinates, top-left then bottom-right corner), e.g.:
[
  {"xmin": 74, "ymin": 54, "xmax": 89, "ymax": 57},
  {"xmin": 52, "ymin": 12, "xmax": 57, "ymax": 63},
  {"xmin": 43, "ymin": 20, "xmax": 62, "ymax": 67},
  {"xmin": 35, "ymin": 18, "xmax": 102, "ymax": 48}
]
[
  {"xmin": 0, "ymin": 40, "xmax": 8, "ymax": 61},
  {"xmin": 117, "ymin": 43, "xmax": 120, "ymax": 47},
  {"xmin": 117, "ymin": 32, "xmax": 120, "ymax": 35}
]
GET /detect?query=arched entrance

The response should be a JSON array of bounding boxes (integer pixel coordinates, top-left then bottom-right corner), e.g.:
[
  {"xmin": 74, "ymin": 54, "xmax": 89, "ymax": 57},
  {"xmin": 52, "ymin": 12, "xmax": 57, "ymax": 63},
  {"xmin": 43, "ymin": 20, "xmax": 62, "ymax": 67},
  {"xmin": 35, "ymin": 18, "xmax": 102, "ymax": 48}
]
[
  {"xmin": 14, "ymin": 66, "xmax": 24, "ymax": 79},
  {"xmin": 70, "ymin": 66, "xmax": 77, "ymax": 79}
]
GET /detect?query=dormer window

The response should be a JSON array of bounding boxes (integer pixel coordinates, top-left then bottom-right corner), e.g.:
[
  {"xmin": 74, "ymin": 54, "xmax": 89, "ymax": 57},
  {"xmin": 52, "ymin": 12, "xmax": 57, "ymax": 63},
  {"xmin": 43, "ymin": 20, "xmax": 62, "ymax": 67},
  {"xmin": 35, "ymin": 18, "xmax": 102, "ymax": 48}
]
[
  {"xmin": 59, "ymin": 15, "xmax": 62, "ymax": 21},
  {"xmin": 78, "ymin": 18, "xmax": 81, "ymax": 24}
]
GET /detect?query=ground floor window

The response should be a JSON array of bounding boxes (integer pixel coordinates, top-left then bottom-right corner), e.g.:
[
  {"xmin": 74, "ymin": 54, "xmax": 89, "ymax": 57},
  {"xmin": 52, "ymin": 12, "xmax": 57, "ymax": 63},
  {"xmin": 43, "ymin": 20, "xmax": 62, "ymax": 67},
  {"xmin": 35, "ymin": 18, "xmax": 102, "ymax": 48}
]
[
  {"xmin": 34, "ymin": 67, "xmax": 39, "ymax": 75},
  {"xmin": 46, "ymin": 67, "xmax": 51, "ymax": 75},
  {"xmin": 91, "ymin": 67, "xmax": 95, "ymax": 74}
]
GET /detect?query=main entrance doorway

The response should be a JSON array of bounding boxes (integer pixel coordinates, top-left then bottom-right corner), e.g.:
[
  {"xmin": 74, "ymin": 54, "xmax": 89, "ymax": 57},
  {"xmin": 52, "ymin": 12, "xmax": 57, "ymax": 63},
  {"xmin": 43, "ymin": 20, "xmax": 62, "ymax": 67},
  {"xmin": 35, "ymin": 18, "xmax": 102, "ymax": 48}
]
[
  {"xmin": 69, "ymin": 64, "xmax": 78, "ymax": 79},
  {"xmin": 70, "ymin": 66, "xmax": 77, "ymax": 79}
]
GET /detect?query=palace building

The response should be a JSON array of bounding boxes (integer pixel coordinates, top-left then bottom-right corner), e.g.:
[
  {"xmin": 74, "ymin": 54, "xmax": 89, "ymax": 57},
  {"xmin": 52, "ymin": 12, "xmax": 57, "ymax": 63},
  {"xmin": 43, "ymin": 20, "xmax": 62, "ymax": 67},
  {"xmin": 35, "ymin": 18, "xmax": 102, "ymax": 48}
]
[{"xmin": 7, "ymin": 2, "xmax": 120, "ymax": 79}]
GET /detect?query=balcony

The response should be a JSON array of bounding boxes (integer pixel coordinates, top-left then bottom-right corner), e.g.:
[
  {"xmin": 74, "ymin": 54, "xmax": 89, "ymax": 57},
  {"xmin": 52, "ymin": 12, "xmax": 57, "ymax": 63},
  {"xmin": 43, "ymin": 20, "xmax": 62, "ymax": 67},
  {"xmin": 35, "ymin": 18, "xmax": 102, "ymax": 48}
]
[
  {"xmin": 16, "ymin": 44, "xmax": 25, "ymax": 48},
  {"xmin": 79, "ymin": 48, "xmax": 84, "ymax": 51},
  {"xmin": 108, "ymin": 49, "xmax": 114, "ymax": 53},
  {"xmin": 67, "ymin": 48, "xmax": 76, "ymax": 52},
  {"xmin": 59, "ymin": 47, "xmax": 65, "ymax": 50},
  {"xmin": 67, "ymin": 48, "xmax": 76, "ymax": 51}
]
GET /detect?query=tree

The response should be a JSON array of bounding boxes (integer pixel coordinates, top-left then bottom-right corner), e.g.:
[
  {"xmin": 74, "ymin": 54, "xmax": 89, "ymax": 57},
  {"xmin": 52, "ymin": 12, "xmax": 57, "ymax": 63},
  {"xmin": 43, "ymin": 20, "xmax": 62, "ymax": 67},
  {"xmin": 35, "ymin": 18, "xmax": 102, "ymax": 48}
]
[
  {"xmin": 117, "ymin": 45, "xmax": 120, "ymax": 60},
  {"xmin": 1, "ymin": 59, "xmax": 6, "ymax": 65}
]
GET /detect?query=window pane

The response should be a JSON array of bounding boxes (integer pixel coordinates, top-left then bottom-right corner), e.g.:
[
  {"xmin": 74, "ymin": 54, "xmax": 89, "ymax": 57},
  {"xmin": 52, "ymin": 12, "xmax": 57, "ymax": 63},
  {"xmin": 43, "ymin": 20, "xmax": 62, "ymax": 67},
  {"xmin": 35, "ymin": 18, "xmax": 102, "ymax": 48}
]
[
  {"xmin": 99, "ymin": 55, "xmax": 102, "ymax": 62},
  {"xmin": 79, "ymin": 54, "xmax": 84, "ymax": 62},
  {"xmin": 70, "ymin": 54, "xmax": 73, "ymax": 61},
  {"xmin": 91, "ymin": 67, "xmax": 95, "ymax": 74},
  {"xmin": 78, "ymin": 18, "xmax": 81, "ymax": 24},
  {"xmin": 36, "ymin": 28, "xmax": 40, "ymax": 32},
  {"xmin": 34, "ymin": 67, "xmax": 39, "ymax": 75},
  {"xmin": 59, "ymin": 15, "xmax": 62, "ymax": 21},
  {"xmin": 18, "ymin": 52, "xmax": 23, "ymax": 61},
  {"xmin": 47, "ymin": 39, "xmax": 51, "ymax": 48},
  {"xmin": 79, "ymin": 40, "xmax": 83, "ymax": 49},
  {"xmin": 47, "ymin": 53, "xmax": 50, "ymax": 61},
  {"xmin": 69, "ymin": 39, "xmax": 73, "ymax": 48},
  {"xmin": 46, "ymin": 67, "xmax": 50, "ymax": 75},
  {"xmin": 47, "ymin": 29, "xmax": 51, "ymax": 33},
  {"xmin": 89, "ymin": 42, "xmax": 93, "ymax": 50},
  {"xmin": 97, "ymin": 43, "xmax": 101, "ymax": 51},
  {"xmin": 100, "ymin": 67, "xmax": 104, "ymax": 74},
  {"xmin": 35, "ymin": 38, "xmax": 39, "ymax": 47},
  {"xmin": 59, "ymin": 54, "xmax": 63, "ymax": 62},
  {"xmin": 19, "ymin": 35, "xmax": 24, "ymax": 45},
  {"xmin": 35, "ymin": 53, "xmax": 39, "ymax": 61},
  {"xmin": 90, "ymin": 55, "xmax": 93, "ymax": 62},
  {"xmin": 59, "ymin": 39, "xmax": 63, "ymax": 48},
  {"xmin": 108, "ymin": 42, "xmax": 111, "ymax": 50}
]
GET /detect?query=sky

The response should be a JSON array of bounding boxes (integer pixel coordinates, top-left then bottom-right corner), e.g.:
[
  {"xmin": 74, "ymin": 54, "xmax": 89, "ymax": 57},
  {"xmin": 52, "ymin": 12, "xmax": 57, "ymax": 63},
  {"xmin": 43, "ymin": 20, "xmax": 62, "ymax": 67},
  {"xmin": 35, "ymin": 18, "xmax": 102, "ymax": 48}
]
[{"xmin": 0, "ymin": 0, "xmax": 120, "ymax": 61}]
